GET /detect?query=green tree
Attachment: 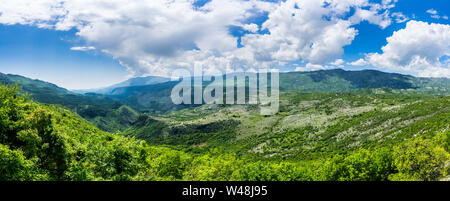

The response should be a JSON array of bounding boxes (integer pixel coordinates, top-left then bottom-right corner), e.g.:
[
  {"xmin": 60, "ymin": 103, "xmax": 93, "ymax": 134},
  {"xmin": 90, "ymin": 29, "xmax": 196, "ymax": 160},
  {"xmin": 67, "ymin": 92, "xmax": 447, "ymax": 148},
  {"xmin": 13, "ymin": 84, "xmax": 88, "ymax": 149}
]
[
  {"xmin": 0, "ymin": 144, "xmax": 45, "ymax": 180},
  {"xmin": 391, "ymin": 138, "xmax": 449, "ymax": 181}
]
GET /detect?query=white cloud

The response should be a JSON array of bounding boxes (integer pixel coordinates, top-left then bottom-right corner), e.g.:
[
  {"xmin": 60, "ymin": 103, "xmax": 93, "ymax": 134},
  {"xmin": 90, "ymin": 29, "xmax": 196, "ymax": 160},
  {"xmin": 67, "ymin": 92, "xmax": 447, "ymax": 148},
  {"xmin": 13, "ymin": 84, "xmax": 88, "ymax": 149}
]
[
  {"xmin": 426, "ymin": 9, "xmax": 448, "ymax": 20},
  {"xmin": 426, "ymin": 9, "xmax": 438, "ymax": 15},
  {"xmin": 349, "ymin": 58, "xmax": 369, "ymax": 66},
  {"xmin": 0, "ymin": 0, "xmax": 398, "ymax": 76},
  {"xmin": 349, "ymin": 8, "xmax": 391, "ymax": 29},
  {"xmin": 382, "ymin": 0, "xmax": 398, "ymax": 9},
  {"xmin": 0, "ymin": 0, "xmax": 65, "ymax": 27},
  {"xmin": 330, "ymin": 59, "xmax": 345, "ymax": 66},
  {"xmin": 70, "ymin": 46, "xmax": 96, "ymax": 51},
  {"xmin": 391, "ymin": 12, "xmax": 408, "ymax": 23},
  {"xmin": 238, "ymin": 0, "xmax": 396, "ymax": 67},
  {"xmin": 242, "ymin": 23, "xmax": 259, "ymax": 33},
  {"xmin": 306, "ymin": 63, "xmax": 326, "ymax": 70},
  {"xmin": 367, "ymin": 20, "xmax": 450, "ymax": 77},
  {"xmin": 431, "ymin": 15, "xmax": 440, "ymax": 19},
  {"xmin": 295, "ymin": 63, "xmax": 330, "ymax": 72}
]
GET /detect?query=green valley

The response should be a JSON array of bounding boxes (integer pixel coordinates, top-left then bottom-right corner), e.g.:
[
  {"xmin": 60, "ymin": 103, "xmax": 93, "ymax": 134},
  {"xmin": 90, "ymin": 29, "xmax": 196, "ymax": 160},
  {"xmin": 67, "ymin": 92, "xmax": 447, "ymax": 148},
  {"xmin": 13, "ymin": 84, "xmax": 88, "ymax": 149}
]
[{"xmin": 1, "ymin": 69, "xmax": 449, "ymax": 181}]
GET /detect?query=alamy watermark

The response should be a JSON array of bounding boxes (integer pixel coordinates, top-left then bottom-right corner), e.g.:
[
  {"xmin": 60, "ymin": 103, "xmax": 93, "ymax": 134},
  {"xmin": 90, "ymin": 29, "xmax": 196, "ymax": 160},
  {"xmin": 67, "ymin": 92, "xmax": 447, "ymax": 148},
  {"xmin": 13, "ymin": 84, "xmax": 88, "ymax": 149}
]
[{"xmin": 170, "ymin": 66, "xmax": 279, "ymax": 115}]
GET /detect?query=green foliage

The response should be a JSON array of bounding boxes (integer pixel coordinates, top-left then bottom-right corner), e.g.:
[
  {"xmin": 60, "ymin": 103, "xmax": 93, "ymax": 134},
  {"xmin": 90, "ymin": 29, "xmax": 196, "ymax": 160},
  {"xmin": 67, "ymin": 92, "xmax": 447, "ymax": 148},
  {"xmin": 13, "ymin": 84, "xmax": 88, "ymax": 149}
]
[
  {"xmin": 1, "ymin": 84, "xmax": 449, "ymax": 181},
  {"xmin": 0, "ymin": 144, "xmax": 45, "ymax": 181},
  {"xmin": 232, "ymin": 161, "xmax": 313, "ymax": 181},
  {"xmin": 0, "ymin": 73, "xmax": 140, "ymax": 132},
  {"xmin": 155, "ymin": 151, "xmax": 187, "ymax": 180},
  {"xmin": 314, "ymin": 136, "xmax": 449, "ymax": 181},
  {"xmin": 0, "ymin": 85, "xmax": 187, "ymax": 181},
  {"xmin": 317, "ymin": 148, "xmax": 395, "ymax": 181},
  {"xmin": 390, "ymin": 137, "xmax": 449, "ymax": 181},
  {"xmin": 185, "ymin": 152, "xmax": 244, "ymax": 181},
  {"xmin": 117, "ymin": 88, "xmax": 449, "ymax": 181}
]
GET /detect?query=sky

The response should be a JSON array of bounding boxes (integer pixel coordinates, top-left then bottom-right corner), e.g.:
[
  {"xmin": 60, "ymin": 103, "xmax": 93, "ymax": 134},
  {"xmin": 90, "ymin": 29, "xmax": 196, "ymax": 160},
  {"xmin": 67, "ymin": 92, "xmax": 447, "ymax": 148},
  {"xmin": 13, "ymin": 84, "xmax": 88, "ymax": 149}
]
[{"xmin": 0, "ymin": 0, "xmax": 449, "ymax": 90}]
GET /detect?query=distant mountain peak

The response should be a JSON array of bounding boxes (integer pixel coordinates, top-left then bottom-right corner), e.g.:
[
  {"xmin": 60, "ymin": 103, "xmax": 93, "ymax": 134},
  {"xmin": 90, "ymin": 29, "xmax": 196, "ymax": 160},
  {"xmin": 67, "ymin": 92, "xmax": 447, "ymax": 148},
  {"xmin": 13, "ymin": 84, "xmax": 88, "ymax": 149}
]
[{"xmin": 75, "ymin": 75, "xmax": 171, "ymax": 95}]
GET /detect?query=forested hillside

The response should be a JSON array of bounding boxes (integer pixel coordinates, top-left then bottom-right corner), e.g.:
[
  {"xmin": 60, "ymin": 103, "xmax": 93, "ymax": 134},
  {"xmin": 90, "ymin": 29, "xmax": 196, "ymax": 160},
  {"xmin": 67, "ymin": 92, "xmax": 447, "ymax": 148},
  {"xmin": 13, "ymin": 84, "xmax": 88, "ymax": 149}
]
[
  {"xmin": 280, "ymin": 69, "xmax": 450, "ymax": 93},
  {"xmin": 98, "ymin": 69, "xmax": 450, "ymax": 114},
  {"xmin": 124, "ymin": 89, "xmax": 449, "ymax": 158},
  {"xmin": 2, "ymin": 70, "xmax": 449, "ymax": 131},
  {"xmin": 0, "ymin": 73, "xmax": 140, "ymax": 132},
  {"xmin": 1, "ymin": 84, "xmax": 448, "ymax": 181}
]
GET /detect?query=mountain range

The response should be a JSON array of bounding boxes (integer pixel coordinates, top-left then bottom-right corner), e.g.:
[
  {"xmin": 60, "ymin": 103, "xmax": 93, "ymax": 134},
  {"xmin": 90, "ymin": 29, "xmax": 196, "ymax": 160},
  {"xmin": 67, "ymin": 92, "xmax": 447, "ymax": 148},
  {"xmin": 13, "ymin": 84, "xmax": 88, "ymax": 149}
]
[
  {"xmin": 1, "ymin": 69, "xmax": 449, "ymax": 181},
  {"xmin": 74, "ymin": 76, "xmax": 171, "ymax": 94},
  {"xmin": 1, "ymin": 69, "xmax": 449, "ymax": 133},
  {"xmin": 0, "ymin": 73, "xmax": 140, "ymax": 132}
]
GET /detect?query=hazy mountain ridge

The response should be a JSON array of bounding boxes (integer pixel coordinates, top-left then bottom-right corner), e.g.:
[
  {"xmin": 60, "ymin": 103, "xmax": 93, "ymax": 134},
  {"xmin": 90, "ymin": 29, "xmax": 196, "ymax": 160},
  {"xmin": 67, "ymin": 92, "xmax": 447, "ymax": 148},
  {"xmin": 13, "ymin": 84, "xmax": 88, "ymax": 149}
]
[
  {"xmin": 74, "ymin": 75, "xmax": 171, "ymax": 94},
  {"xmin": 280, "ymin": 69, "xmax": 450, "ymax": 92},
  {"xmin": 0, "ymin": 72, "xmax": 140, "ymax": 132},
  {"xmin": 100, "ymin": 69, "xmax": 450, "ymax": 114}
]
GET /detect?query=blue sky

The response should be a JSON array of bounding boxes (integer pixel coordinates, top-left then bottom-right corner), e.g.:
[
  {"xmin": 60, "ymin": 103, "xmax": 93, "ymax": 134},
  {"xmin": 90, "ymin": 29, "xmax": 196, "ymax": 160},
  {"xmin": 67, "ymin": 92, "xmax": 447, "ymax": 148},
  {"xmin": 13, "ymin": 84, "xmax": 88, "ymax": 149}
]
[
  {"xmin": 0, "ymin": 0, "xmax": 449, "ymax": 89},
  {"xmin": 344, "ymin": 0, "xmax": 449, "ymax": 59},
  {"xmin": 0, "ymin": 25, "xmax": 128, "ymax": 89}
]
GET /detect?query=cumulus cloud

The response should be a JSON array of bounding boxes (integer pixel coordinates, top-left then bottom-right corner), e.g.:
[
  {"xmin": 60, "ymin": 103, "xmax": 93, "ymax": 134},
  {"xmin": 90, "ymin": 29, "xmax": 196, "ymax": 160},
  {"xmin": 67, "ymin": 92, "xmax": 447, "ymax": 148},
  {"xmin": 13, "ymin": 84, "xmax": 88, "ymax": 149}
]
[
  {"xmin": 0, "ymin": 0, "xmax": 398, "ymax": 76},
  {"xmin": 349, "ymin": 58, "xmax": 369, "ymax": 66},
  {"xmin": 0, "ymin": 0, "xmax": 65, "ymax": 28},
  {"xmin": 237, "ymin": 0, "xmax": 396, "ymax": 68},
  {"xmin": 349, "ymin": 8, "xmax": 391, "ymax": 28},
  {"xmin": 330, "ymin": 59, "xmax": 345, "ymax": 66},
  {"xmin": 295, "ymin": 63, "xmax": 330, "ymax": 72},
  {"xmin": 242, "ymin": 23, "xmax": 259, "ymax": 33},
  {"xmin": 367, "ymin": 20, "xmax": 450, "ymax": 77}
]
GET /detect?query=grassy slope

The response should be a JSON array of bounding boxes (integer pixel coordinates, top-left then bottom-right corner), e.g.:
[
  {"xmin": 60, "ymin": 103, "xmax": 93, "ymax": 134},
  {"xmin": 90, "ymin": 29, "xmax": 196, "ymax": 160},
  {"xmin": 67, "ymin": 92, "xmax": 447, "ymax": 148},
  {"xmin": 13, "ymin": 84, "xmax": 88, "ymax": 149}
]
[
  {"xmin": 124, "ymin": 89, "xmax": 449, "ymax": 160},
  {"xmin": 120, "ymin": 88, "xmax": 450, "ymax": 181}
]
